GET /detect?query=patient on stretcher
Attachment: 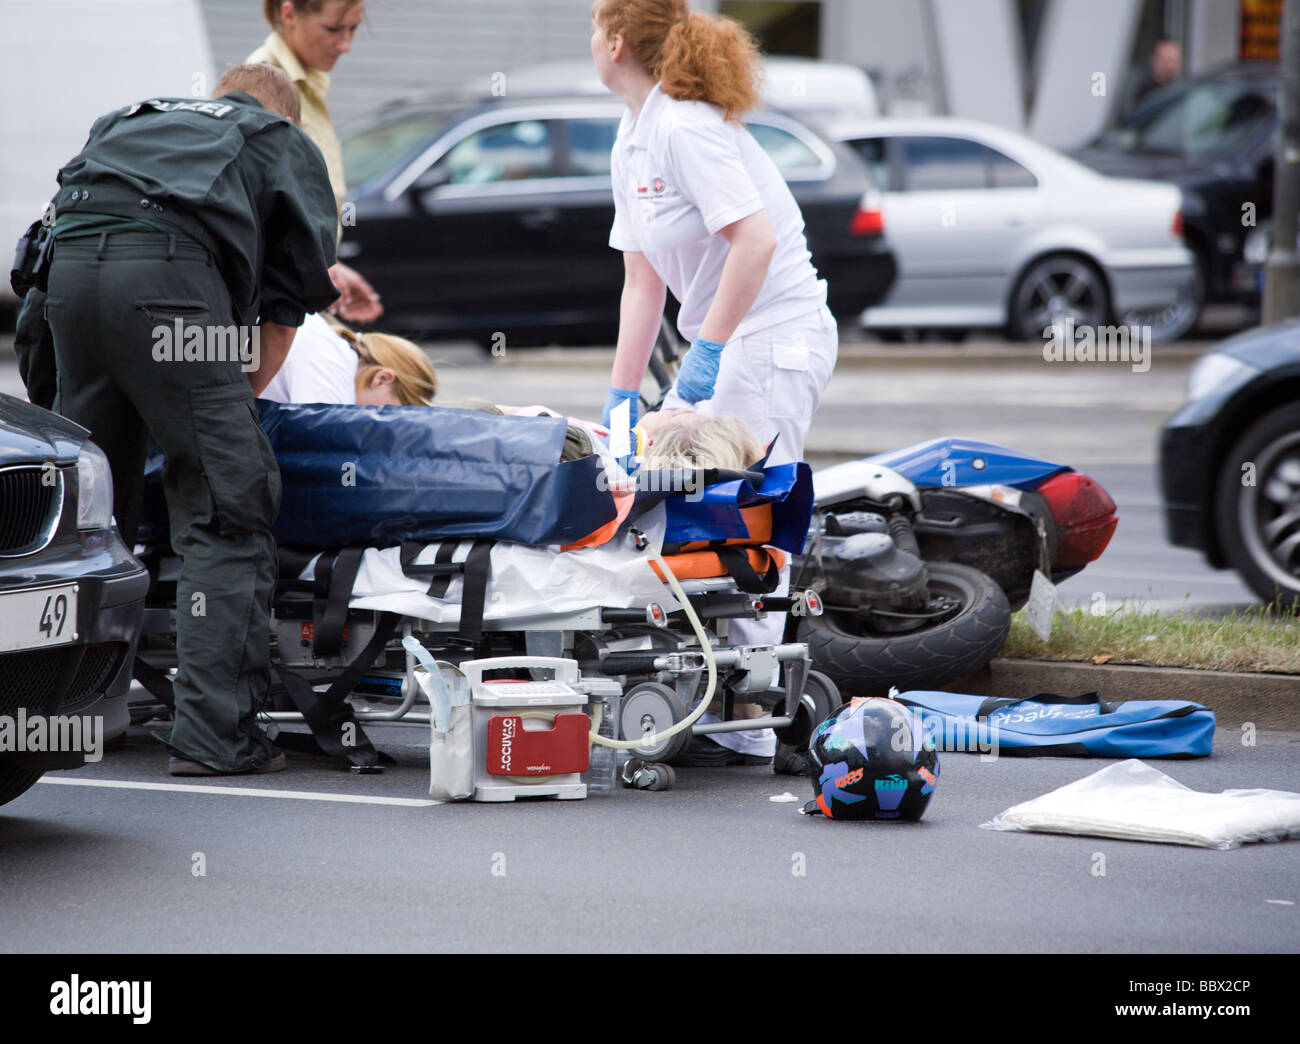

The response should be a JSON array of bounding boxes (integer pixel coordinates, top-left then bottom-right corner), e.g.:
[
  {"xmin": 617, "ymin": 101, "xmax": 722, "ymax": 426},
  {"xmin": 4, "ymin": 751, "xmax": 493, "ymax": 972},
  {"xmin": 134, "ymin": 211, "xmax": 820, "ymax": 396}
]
[{"xmin": 263, "ymin": 314, "xmax": 765, "ymax": 471}]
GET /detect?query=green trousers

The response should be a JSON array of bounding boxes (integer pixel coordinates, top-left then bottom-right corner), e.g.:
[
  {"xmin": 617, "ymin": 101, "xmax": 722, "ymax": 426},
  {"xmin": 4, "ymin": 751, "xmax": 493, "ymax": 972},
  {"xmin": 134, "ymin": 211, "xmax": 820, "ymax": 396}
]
[{"xmin": 46, "ymin": 232, "xmax": 280, "ymax": 772}]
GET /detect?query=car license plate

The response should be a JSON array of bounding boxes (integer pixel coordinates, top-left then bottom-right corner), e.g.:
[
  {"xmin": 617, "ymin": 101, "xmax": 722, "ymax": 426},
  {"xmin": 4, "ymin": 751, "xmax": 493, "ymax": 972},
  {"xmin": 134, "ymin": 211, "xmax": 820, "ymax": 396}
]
[{"xmin": 0, "ymin": 583, "xmax": 79, "ymax": 653}]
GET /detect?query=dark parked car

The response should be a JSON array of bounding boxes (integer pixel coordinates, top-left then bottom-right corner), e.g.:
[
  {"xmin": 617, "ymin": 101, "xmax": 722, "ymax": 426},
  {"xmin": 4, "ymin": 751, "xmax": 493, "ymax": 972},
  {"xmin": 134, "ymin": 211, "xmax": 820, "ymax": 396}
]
[
  {"xmin": 339, "ymin": 94, "xmax": 896, "ymax": 345},
  {"xmin": 1160, "ymin": 322, "xmax": 1300, "ymax": 607},
  {"xmin": 1074, "ymin": 63, "xmax": 1278, "ymax": 337},
  {"xmin": 0, "ymin": 394, "xmax": 148, "ymax": 807}
]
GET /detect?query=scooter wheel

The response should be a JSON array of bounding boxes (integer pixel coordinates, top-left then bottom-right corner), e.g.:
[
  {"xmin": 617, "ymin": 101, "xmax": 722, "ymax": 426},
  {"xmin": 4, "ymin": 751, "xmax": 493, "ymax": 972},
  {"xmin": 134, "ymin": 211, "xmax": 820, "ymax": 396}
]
[{"xmin": 797, "ymin": 562, "xmax": 1010, "ymax": 697}]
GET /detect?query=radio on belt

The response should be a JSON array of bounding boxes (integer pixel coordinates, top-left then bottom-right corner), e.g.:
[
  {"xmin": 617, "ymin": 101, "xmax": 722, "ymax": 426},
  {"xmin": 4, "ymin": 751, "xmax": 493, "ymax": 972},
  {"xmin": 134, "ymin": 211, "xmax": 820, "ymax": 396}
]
[{"xmin": 463, "ymin": 656, "xmax": 593, "ymax": 802}]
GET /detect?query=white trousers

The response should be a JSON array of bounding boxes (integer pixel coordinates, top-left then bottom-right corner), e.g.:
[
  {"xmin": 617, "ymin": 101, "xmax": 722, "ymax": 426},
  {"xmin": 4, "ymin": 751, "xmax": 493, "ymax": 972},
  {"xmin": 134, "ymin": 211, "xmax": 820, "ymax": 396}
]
[{"xmin": 666, "ymin": 304, "xmax": 838, "ymax": 754}]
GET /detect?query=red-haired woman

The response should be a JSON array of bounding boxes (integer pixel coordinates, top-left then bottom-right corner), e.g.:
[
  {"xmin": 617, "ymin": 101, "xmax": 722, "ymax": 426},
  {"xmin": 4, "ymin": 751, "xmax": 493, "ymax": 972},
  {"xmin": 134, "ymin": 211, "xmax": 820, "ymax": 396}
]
[{"xmin": 592, "ymin": 0, "xmax": 837, "ymax": 766}]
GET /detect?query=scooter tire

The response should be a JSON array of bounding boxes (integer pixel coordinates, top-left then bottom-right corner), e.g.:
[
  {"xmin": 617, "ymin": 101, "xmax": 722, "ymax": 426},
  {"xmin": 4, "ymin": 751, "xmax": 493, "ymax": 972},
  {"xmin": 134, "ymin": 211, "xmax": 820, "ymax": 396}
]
[{"xmin": 795, "ymin": 562, "xmax": 1010, "ymax": 697}]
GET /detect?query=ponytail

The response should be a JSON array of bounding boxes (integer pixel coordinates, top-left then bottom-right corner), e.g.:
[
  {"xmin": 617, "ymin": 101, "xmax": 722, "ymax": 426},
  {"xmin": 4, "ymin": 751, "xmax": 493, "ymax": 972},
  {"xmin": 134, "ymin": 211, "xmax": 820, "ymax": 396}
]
[
  {"xmin": 325, "ymin": 316, "xmax": 438, "ymax": 406},
  {"xmin": 596, "ymin": 0, "xmax": 762, "ymax": 121}
]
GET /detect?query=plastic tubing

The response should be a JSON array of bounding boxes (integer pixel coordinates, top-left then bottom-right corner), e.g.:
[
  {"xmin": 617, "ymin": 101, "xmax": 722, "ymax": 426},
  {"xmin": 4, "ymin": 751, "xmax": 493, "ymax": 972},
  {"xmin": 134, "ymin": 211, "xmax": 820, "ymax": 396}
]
[{"xmin": 588, "ymin": 540, "xmax": 717, "ymax": 749}]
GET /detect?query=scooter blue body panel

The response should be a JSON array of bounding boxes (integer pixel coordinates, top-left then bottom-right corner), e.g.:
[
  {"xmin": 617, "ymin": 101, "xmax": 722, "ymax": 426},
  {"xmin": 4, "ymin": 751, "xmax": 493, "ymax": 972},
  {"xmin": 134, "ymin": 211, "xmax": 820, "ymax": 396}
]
[{"xmin": 865, "ymin": 437, "xmax": 1070, "ymax": 491}]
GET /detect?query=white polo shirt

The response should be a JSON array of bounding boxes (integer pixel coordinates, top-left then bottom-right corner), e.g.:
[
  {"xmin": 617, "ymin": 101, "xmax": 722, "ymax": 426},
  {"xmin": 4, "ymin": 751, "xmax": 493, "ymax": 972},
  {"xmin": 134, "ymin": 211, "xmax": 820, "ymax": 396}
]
[
  {"xmin": 609, "ymin": 83, "xmax": 827, "ymax": 343},
  {"xmin": 261, "ymin": 312, "xmax": 360, "ymax": 405}
]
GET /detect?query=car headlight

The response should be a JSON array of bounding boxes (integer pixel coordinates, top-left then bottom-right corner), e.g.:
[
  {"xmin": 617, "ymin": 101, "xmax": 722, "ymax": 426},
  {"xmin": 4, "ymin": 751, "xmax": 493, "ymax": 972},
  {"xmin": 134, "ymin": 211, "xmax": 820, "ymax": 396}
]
[
  {"xmin": 1187, "ymin": 353, "xmax": 1259, "ymax": 403},
  {"xmin": 76, "ymin": 441, "xmax": 115, "ymax": 530}
]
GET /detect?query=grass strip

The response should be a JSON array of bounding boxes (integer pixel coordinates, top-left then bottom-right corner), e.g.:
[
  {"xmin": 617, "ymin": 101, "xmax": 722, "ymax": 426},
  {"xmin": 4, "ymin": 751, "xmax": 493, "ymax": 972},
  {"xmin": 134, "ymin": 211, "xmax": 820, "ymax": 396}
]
[{"xmin": 999, "ymin": 601, "xmax": 1300, "ymax": 675}]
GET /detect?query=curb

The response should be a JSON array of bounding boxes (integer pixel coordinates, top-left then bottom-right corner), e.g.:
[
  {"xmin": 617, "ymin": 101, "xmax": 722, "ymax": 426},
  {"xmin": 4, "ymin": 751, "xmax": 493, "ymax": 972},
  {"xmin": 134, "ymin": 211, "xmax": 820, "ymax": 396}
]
[{"xmin": 958, "ymin": 658, "xmax": 1300, "ymax": 731}]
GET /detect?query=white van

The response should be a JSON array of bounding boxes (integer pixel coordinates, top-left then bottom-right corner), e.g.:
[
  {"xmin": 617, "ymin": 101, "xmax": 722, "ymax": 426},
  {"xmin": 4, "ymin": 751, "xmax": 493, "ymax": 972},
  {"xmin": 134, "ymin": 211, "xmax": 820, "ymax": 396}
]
[{"xmin": 0, "ymin": 0, "xmax": 215, "ymax": 305}]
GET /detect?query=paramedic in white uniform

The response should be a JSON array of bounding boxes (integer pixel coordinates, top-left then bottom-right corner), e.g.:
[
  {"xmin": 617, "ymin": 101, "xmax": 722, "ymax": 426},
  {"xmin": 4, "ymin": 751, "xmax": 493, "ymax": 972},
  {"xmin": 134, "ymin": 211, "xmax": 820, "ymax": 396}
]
[{"xmin": 593, "ymin": 0, "xmax": 837, "ymax": 765}]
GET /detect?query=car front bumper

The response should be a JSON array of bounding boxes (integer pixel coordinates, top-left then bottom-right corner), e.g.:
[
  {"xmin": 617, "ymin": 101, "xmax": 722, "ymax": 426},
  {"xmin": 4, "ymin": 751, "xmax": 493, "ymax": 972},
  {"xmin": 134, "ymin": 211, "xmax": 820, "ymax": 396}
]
[
  {"xmin": 1159, "ymin": 399, "xmax": 1224, "ymax": 565},
  {"xmin": 0, "ymin": 529, "xmax": 148, "ymax": 769}
]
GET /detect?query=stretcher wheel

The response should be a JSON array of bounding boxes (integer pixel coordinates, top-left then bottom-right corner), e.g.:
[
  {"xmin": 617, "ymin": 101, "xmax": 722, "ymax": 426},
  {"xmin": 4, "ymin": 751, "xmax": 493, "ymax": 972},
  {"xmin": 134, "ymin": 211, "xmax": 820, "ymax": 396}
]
[
  {"xmin": 621, "ymin": 760, "xmax": 676, "ymax": 791},
  {"xmin": 620, "ymin": 682, "xmax": 690, "ymax": 762},
  {"xmin": 773, "ymin": 670, "xmax": 842, "ymax": 751},
  {"xmin": 643, "ymin": 764, "xmax": 675, "ymax": 791}
]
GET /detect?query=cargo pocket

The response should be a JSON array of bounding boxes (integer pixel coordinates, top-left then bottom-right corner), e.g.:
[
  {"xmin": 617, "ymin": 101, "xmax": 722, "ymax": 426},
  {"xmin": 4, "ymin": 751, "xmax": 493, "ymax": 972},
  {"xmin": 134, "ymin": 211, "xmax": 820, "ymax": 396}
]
[
  {"xmin": 189, "ymin": 383, "xmax": 280, "ymax": 534},
  {"xmin": 767, "ymin": 337, "xmax": 815, "ymax": 420}
]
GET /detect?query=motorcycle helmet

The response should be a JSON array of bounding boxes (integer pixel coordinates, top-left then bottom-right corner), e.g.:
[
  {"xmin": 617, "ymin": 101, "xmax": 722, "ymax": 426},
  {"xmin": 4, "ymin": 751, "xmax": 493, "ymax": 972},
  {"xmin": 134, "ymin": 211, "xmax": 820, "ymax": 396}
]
[{"xmin": 802, "ymin": 696, "xmax": 938, "ymax": 821}]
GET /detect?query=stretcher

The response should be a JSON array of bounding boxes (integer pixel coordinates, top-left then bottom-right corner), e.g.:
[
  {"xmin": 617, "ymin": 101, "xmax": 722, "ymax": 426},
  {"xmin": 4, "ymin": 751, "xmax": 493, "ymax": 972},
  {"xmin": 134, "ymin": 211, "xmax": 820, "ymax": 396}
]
[{"xmin": 131, "ymin": 402, "xmax": 841, "ymax": 788}]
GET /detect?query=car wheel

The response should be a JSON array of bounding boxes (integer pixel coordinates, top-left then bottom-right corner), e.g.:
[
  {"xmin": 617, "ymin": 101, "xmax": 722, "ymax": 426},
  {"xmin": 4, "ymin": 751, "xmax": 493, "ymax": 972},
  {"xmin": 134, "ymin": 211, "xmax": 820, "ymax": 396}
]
[
  {"xmin": 874, "ymin": 329, "xmax": 906, "ymax": 344},
  {"xmin": 1214, "ymin": 402, "xmax": 1300, "ymax": 609},
  {"xmin": 0, "ymin": 765, "xmax": 44, "ymax": 807},
  {"xmin": 1010, "ymin": 254, "xmax": 1110, "ymax": 341},
  {"xmin": 1122, "ymin": 256, "xmax": 1205, "ymax": 344}
]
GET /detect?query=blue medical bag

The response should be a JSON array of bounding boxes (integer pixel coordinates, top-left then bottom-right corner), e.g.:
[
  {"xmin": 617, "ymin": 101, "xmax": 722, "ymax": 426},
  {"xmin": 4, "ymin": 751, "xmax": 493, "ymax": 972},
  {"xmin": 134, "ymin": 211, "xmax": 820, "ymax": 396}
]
[{"xmin": 892, "ymin": 690, "xmax": 1215, "ymax": 758}]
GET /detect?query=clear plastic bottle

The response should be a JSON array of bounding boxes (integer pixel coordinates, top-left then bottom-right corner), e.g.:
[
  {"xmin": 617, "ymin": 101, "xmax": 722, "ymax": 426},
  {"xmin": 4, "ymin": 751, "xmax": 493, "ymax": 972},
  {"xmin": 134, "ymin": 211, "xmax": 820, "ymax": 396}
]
[{"xmin": 583, "ymin": 692, "xmax": 625, "ymax": 793}]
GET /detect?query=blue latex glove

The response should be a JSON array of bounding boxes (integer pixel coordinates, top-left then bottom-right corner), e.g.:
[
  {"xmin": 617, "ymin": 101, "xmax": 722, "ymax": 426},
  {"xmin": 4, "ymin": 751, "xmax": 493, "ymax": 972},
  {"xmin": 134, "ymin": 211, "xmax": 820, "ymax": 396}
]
[
  {"xmin": 673, "ymin": 336, "xmax": 726, "ymax": 405},
  {"xmin": 602, "ymin": 386, "xmax": 640, "ymax": 429}
]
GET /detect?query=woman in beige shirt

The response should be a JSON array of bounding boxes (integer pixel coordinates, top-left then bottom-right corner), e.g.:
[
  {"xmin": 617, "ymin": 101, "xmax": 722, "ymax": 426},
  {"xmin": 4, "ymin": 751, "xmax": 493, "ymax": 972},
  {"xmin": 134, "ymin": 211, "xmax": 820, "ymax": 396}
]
[{"xmin": 250, "ymin": 0, "xmax": 383, "ymax": 322}]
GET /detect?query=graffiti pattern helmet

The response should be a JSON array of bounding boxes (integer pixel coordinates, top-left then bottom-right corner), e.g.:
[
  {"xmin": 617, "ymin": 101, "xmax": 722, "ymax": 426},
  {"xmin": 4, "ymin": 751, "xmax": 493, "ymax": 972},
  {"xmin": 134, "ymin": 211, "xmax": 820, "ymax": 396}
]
[{"xmin": 802, "ymin": 696, "xmax": 939, "ymax": 821}]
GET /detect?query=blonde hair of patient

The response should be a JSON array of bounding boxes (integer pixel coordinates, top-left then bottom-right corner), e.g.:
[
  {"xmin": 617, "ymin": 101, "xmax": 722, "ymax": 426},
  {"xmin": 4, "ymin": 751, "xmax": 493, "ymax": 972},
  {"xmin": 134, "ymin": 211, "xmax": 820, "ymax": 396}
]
[
  {"xmin": 643, "ymin": 414, "xmax": 762, "ymax": 470},
  {"xmin": 325, "ymin": 317, "xmax": 438, "ymax": 406}
]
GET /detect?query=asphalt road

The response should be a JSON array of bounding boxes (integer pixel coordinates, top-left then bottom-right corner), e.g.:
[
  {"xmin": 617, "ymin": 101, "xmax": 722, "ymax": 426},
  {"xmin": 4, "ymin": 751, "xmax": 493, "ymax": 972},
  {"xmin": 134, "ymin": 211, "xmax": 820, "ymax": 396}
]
[
  {"xmin": 3, "ymin": 722, "xmax": 1296, "ymax": 953},
  {"xmin": 3, "ymin": 332, "xmax": 1295, "ymax": 956}
]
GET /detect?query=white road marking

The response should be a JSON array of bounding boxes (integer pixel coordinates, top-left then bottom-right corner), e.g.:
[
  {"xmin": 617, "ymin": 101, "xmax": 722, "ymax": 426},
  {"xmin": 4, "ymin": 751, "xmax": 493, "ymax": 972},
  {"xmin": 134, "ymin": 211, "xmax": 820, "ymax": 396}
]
[{"xmin": 39, "ymin": 776, "xmax": 438, "ymax": 806}]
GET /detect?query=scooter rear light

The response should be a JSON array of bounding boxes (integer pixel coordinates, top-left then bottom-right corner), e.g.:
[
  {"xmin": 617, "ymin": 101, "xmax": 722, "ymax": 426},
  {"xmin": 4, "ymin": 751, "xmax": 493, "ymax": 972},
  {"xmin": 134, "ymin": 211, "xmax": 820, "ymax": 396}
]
[
  {"xmin": 1038, "ymin": 471, "xmax": 1118, "ymax": 569},
  {"xmin": 849, "ymin": 206, "xmax": 884, "ymax": 236},
  {"xmin": 1172, "ymin": 208, "xmax": 1183, "ymax": 241}
]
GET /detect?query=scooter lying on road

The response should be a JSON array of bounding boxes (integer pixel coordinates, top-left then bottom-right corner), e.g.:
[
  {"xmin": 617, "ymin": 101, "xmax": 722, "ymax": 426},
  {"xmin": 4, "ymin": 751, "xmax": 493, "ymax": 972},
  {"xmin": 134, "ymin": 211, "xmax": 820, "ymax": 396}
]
[
  {"xmin": 648, "ymin": 320, "xmax": 1118, "ymax": 699},
  {"xmin": 789, "ymin": 437, "xmax": 1118, "ymax": 697}
]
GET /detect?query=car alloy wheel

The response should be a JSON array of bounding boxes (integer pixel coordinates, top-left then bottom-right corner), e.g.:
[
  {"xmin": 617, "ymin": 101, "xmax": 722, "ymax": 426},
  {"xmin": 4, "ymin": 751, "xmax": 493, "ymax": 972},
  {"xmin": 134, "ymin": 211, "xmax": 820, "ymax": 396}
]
[
  {"xmin": 1215, "ymin": 403, "xmax": 1300, "ymax": 609},
  {"xmin": 1011, "ymin": 254, "xmax": 1110, "ymax": 341}
]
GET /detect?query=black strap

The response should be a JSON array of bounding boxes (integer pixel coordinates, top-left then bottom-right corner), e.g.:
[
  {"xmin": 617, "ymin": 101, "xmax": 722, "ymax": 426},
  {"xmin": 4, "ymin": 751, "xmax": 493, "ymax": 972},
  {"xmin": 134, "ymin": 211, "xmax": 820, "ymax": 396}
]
[
  {"xmin": 399, "ymin": 540, "xmax": 461, "ymax": 598},
  {"xmin": 975, "ymin": 691, "xmax": 1115, "ymax": 720},
  {"xmin": 132, "ymin": 657, "xmax": 175, "ymax": 711},
  {"xmin": 313, "ymin": 547, "xmax": 365, "ymax": 658},
  {"xmin": 458, "ymin": 540, "xmax": 493, "ymax": 642},
  {"xmin": 270, "ymin": 611, "xmax": 401, "ymax": 771},
  {"xmin": 715, "ymin": 546, "xmax": 781, "ymax": 595}
]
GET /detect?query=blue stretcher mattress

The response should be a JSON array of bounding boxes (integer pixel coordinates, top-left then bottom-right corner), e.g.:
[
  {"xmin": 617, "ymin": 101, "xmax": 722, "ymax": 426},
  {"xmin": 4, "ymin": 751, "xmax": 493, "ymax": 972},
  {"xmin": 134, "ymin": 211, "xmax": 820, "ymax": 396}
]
[{"xmin": 139, "ymin": 401, "xmax": 813, "ymax": 552}]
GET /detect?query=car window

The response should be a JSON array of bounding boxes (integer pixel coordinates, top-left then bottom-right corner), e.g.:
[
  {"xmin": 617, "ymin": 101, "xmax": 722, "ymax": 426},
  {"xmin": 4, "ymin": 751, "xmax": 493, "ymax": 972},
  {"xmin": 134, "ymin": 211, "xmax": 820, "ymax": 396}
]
[
  {"xmin": 342, "ymin": 111, "xmax": 453, "ymax": 189},
  {"xmin": 898, "ymin": 136, "xmax": 1036, "ymax": 191},
  {"xmin": 567, "ymin": 118, "xmax": 620, "ymax": 175},
  {"xmin": 987, "ymin": 146, "xmax": 1037, "ymax": 188},
  {"xmin": 745, "ymin": 122, "xmax": 825, "ymax": 175},
  {"xmin": 1097, "ymin": 81, "xmax": 1276, "ymax": 158},
  {"xmin": 842, "ymin": 137, "xmax": 890, "ymax": 189},
  {"xmin": 900, "ymin": 136, "xmax": 988, "ymax": 190},
  {"xmin": 435, "ymin": 119, "xmax": 555, "ymax": 185}
]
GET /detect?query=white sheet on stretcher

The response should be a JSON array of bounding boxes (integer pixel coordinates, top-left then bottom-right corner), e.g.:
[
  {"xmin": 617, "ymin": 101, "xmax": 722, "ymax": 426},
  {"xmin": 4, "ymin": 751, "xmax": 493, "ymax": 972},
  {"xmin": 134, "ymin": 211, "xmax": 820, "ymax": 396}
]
[{"xmin": 302, "ymin": 506, "xmax": 680, "ymax": 624}]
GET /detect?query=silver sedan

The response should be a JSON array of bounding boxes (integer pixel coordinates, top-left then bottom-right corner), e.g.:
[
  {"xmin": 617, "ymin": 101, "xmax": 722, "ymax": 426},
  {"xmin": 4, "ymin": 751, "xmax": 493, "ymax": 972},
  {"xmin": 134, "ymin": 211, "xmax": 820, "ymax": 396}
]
[{"xmin": 831, "ymin": 117, "xmax": 1198, "ymax": 343}]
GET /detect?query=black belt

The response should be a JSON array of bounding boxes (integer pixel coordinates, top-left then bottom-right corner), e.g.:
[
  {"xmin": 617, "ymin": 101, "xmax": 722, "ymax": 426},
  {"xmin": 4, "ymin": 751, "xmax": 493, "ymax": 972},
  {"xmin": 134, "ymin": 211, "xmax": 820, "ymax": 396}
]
[{"xmin": 53, "ymin": 229, "xmax": 213, "ymax": 262}]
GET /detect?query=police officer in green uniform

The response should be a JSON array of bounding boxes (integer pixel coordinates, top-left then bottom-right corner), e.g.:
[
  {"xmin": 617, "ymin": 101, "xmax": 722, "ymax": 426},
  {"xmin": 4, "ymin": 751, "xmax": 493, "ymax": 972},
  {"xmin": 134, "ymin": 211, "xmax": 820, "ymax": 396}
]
[{"xmin": 43, "ymin": 63, "xmax": 338, "ymax": 776}]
